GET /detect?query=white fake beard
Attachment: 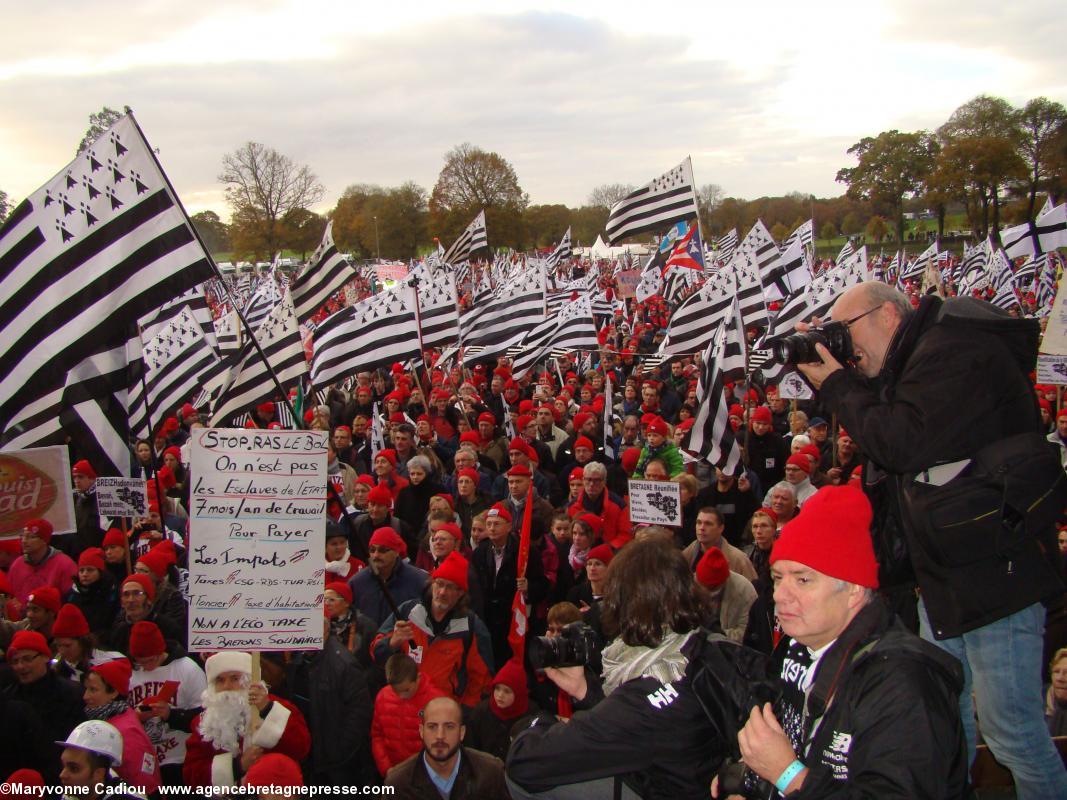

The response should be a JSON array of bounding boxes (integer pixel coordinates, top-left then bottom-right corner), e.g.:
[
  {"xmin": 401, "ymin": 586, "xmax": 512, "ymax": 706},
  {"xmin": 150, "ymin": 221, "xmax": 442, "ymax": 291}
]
[{"xmin": 198, "ymin": 687, "xmax": 252, "ymax": 753}]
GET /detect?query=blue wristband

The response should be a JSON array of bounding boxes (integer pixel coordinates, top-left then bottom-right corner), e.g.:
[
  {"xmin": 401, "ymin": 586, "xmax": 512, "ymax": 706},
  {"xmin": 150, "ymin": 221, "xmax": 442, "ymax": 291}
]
[{"xmin": 775, "ymin": 759, "xmax": 805, "ymax": 794}]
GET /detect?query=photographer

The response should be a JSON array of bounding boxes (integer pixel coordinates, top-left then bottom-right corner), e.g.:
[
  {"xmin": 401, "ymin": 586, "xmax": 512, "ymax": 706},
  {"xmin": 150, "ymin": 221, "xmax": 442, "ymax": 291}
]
[
  {"xmin": 506, "ymin": 538, "xmax": 727, "ymax": 800},
  {"xmin": 793, "ymin": 281, "xmax": 1067, "ymax": 798}
]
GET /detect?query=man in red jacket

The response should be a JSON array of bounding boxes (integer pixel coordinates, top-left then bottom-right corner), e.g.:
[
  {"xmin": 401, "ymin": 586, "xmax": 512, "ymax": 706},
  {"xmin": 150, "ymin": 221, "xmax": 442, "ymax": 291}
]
[{"xmin": 184, "ymin": 652, "xmax": 310, "ymax": 787}]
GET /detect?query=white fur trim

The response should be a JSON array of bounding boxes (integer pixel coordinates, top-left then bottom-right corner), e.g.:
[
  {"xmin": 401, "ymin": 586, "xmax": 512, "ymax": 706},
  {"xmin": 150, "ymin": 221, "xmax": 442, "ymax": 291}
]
[
  {"xmin": 251, "ymin": 702, "xmax": 291, "ymax": 750},
  {"xmin": 205, "ymin": 652, "xmax": 252, "ymax": 683},
  {"xmin": 210, "ymin": 753, "xmax": 236, "ymax": 786}
]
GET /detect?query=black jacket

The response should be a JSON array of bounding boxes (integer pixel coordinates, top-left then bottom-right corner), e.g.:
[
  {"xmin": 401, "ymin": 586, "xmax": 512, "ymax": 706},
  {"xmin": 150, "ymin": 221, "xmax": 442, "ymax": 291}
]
[
  {"xmin": 471, "ymin": 536, "xmax": 549, "ymax": 668},
  {"xmin": 744, "ymin": 430, "xmax": 789, "ymax": 497},
  {"xmin": 66, "ymin": 573, "xmax": 118, "ymax": 636},
  {"xmin": 3, "ymin": 670, "xmax": 86, "ymax": 748},
  {"xmin": 768, "ymin": 600, "xmax": 969, "ymax": 799},
  {"xmin": 820, "ymin": 295, "xmax": 1065, "ymax": 637},
  {"xmin": 507, "ymin": 657, "xmax": 726, "ymax": 800}
]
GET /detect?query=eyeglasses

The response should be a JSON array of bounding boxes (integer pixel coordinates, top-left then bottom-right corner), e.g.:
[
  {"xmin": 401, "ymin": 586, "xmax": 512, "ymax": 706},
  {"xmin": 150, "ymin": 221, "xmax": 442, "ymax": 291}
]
[
  {"xmin": 121, "ymin": 589, "xmax": 146, "ymax": 598},
  {"xmin": 841, "ymin": 305, "xmax": 883, "ymax": 329}
]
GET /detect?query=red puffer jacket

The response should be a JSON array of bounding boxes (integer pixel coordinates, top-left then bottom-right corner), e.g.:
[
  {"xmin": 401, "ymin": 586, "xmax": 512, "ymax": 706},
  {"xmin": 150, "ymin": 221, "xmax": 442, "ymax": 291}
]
[{"xmin": 371, "ymin": 674, "xmax": 445, "ymax": 778}]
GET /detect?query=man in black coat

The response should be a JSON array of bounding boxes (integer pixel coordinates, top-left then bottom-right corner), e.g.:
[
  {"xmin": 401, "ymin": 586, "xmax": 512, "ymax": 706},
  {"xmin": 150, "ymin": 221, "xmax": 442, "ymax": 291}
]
[
  {"xmin": 799, "ymin": 281, "xmax": 1067, "ymax": 798},
  {"xmin": 470, "ymin": 505, "xmax": 549, "ymax": 669},
  {"xmin": 2, "ymin": 631, "xmax": 85, "ymax": 749}
]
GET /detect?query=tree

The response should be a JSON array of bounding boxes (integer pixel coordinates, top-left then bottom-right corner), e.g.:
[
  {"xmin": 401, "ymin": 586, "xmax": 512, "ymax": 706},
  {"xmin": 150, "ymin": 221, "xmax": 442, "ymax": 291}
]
[
  {"xmin": 0, "ymin": 188, "xmax": 10, "ymax": 224},
  {"xmin": 587, "ymin": 183, "xmax": 636, "ymax": 209},
  {"xmin": 190, "ymin": 210, "xmax": 230, "ymax": 255},
  {"xmin": 819, "ymin": 222, "xmax": 837, "ymax": 243},
  {"xmin": 841, "ymin": 212, "xmax": 862, "ymax": 236},
  {"xmin": 696, "ymin": 183, "xmax": 724, "ymax": 235},
  {"xmin": 865, "ymin": 215, "xmax": 889, "ymax": 243},
  {"xmin": 331, "ymin": 184, "xmax": 383, "ymax": 256},
  {"xmin": 77, "ymin": 106, "xmax": 123, "ymax": 155},
  {"xmin": 570, "ymin": 205, "xmax": 609, "ymax": 248},
  {"xmin": 219, "ymin": 142, "xmax": 325, "ymax": 261},
  {"xmin": 523, "ymin": 204, "xmax": 571, "ymax": 248},
  {"xmin": 281, "ymin": 208, "xmax": 325, "ymax": 260},
  {"xmin": 430, "ymin": 143, "xmax": 528, "ymax": 248},
  {"xmin": 770, "ymin": 222, "xmax": 790, "ymax": 242},
  {"xmin": 836, "ymin": 130, "xmax": 936, "ymax": 246},
  {"xmin": 1015, "ymin": 97, "xmax": 1067, "ymax": 217}
]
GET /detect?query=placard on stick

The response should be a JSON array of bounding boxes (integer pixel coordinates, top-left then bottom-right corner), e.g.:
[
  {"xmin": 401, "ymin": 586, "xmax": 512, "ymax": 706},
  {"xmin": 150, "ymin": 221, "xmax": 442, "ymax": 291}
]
[
  {"xmin": 628, "ymin": 479, "xmax": 682, "ymax": 527},
  {"xmin": 0, "ymin": 446, "xmax": 76, "ymax": 539},
  {"xmin": 188, "ymin": 429, "xmax": 328, "ymax": 652},
  {"xmin": 95, "ymin": 477, "xmax": 148, "ymax": 518}
]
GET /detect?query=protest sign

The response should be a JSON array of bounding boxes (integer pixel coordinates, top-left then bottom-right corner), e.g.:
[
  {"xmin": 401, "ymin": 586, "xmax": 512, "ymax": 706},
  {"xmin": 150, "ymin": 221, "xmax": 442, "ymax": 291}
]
[
  {"xmin": 0, "ymin": 446, "xmax": 75, "ymax": 539},
  {"xmin": 616, "ymin": 270, "xmax": 641, "ymax": 298},
  {"xmin": 95, "ymin": 477, "xmax": 149, "ymax": 518},
  {"xmin": 776, "ymin": 371, "xmax": 815, "ymax": 400},
  {"xmin": 188, "ymin": 428, "xmax": 327, "ymax": 652},
  {"xmin": 1037, "ymin": 354, "xmax": 1067, "ymax": 385},
  {"xmin": 628, "ymin": 479, "xmax": 681, "ymax": 527}
]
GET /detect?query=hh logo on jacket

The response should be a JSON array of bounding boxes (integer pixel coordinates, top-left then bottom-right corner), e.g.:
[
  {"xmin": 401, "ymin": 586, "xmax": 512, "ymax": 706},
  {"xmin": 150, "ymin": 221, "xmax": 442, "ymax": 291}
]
[{"xmin": 646, "ymin": 682, "xmax": 679, "ymax": 709}]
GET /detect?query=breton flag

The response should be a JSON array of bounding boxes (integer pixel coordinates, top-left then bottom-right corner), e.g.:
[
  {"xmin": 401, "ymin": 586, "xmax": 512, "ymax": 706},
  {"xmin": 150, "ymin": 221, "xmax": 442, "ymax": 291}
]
[
  {"xmin": 243, "ymin": 272, "xmax": 281, "ymax": 330},
  {"xmin": 546, "ymin": 227, "xmax": 572, "ymax": 269},
  {"xmin": 956, "ymin": 243, "xmax": 989, "ymax": 295},
  {"xmin": 443, "ymin": 210, "xmax": 489, "ymax": 265},
  {"xmin": 1002, "ymin": 202, "xmax": 1067, "ymax": 259},
  {"xmin": 604, "ymin": 157, "xmax": 699, "ymax": 245},
  {"xmin": 139, "ymin": 284, "xmax": 218, "ymax": 354},
  {"xmin": 988, "ymin": 247, "xmax": 1020, "ymax": 311},
  {"xmin": 214, "ymin": 307, "xmax": 241, "ymax": 354},
  {"xmin": 738, "ymin": 220, "xmax": 785, "ymax": 300},
  {"xmin": 129, "ymin": 306, "xmax": 220, "ymax": 440},
  {"xmin": 1013, "ymin": 253, "xmax": 1044, "ymax": 286},
  {"xmin": 715, "ymin": 229, "xmax": 739, "ymax": 266},
  {"xmin": 683, "ymin": 298, "xmax": 744, "ymax": 474},
  {"xmin": 899, "ymin": 241, "xmax": 936, "ymax": 285},
  {"xmin": 311, "ymin": 286, "xmax": 421, "ymax": 386},
  {"xmin": 763, "ymin": 236, "xmax": 812, "ymax": 299},
  {"xmin": 659, "ymin": 273, "xmax": 734, "ymax": 357},
  {"xmin": 291, "ymin": 221, "xmax": 358, "ymax": 325},
  {"xmin": 0, "ymin": 113, "xmax": 213, "ymax": 473},
  {"xmin": 835, "ymin": 240, "xmax": 855, "ymax": 265},
  {"xmin": 207, "ymin": 292, "xmax": 307, "ymax": 426},
  {"xmin": 509, "ymin": 295, "xmax": 597, "ymax": 379},
  {"xmin": 461, "ymin": 268, "xmax": 546, "ymax": 363},
  {"xmin": 414, "ymin": 265, "xmax": 461, "ymax": 350},
  {"xmin": 781, "ymin": 220, "xmax": 814, "ymax": 251}
]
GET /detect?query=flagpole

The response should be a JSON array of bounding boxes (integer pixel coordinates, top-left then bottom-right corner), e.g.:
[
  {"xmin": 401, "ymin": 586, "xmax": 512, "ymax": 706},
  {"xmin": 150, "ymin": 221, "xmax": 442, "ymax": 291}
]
[{"xmin": 124, "ymin": 108, "xmax": 402, "ymax": 618}]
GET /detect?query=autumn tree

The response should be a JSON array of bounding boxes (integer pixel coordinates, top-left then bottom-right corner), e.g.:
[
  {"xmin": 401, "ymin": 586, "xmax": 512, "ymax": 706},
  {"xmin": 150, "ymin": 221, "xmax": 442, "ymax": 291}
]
[
  {"xmin": 1015, "ymin": 97, "xmax": 1067, "ymax": 217},
  {"xmin": 770, "ymin": 222, "xmax": 790, "ymax": 242},
  {"xmin": 190, "ymin": 210, "xmax": 230, "ymax": 254},
  {"xmin": 819, "ymin": 222, "xmax": 837, "ymax": 243},
  {"xmin": 570, "ymin": 206, "xmax": 610, "ymax": 248},
  {"xmin": 523, "ymin": 204, "xmax": 571, "ymax": 248},
  {"xmin": 77, "ymin": 106, "xmax": 123, "ymax": 155},
  {"xmin": 219, "ymin": 142, "xmax": 324, "ymax": 261},
  {"xmin": 430, "ymin": 143, "xmax": 528, "ymax": 249},
  {"xmin": 864, "ymin": 215, "xmax": 889, "ymax": 243},
  {"xmin": 281, "ymin": 208, "xmax": 325, "ymax": 260},
  {"xmin": 836, "ymin": 130, "xmax": 936, "ymax": 246},
  {"xmin": 330, "ymin": 182, "xmax": 428, "ymax": 260}
]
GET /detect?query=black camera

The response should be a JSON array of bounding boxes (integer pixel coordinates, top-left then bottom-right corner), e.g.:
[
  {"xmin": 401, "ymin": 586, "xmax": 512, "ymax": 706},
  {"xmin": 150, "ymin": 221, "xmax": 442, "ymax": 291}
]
[
  {"xmin": 528, "ymin": 622, "xmax": 602, "ymax": 671},
  {"xmin": 771, "ymin": 321, "xmax": 854, "ymax": 366}
]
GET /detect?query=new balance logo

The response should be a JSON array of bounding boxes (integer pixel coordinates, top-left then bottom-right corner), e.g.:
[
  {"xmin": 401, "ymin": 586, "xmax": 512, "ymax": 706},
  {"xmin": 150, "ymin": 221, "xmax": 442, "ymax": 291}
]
[
  {"xmin": 829, "ymin": 731, "xmax": 852, "ymax": 755},
  {"xmin": 647, "ymin": 682, "xmax": 679, "ymax": 709}
]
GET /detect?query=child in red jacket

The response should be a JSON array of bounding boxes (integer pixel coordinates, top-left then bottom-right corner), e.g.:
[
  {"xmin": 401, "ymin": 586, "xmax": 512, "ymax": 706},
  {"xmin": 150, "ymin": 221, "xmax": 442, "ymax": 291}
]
[{"xmin": 370, "ymin": 653, "xmax": 445, "ymax": 779}]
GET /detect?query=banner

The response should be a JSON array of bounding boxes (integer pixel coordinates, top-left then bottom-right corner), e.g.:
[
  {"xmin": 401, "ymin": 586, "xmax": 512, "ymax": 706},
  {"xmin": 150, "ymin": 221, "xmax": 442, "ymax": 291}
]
[
  {"xmin": 1036, "ymin": 354, "xmax": 1067, "ymax": 385},
  {"xmin": 188, "ymin": 428, "xmax": 327, "ymax": 652},
  {"xmin": 1041, "ymin": 280, "xmax": 1067, "ymax": 355},
  {"xmin": 616, "ymin": 270, "xmax": 641, "ymax": 299},
  {"xmin": 0, "ymin": 446, "xmax": 76, "ymax": 540},
  {"xmin": 375, "ymin": 262, "xmax": 410, "ymax": 282},
  {"xmin": 95, "ymin": 477, "xmax": 149, "ymax": 518},
  {"xmin": 627, "ymin": 479, "xmax": 681, "ymax": 526}
]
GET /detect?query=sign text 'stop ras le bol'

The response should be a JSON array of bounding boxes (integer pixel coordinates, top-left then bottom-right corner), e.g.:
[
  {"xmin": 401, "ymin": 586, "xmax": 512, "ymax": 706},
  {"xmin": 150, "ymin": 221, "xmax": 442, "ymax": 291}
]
[{"xmin": 187, "ymin": 429, "xmax": 327, "ymax": 652}]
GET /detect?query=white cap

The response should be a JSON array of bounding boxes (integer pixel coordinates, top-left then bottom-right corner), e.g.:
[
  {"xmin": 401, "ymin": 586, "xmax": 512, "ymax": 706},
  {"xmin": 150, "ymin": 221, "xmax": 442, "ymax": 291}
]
[
  {"xmin": 57, "ymin": 721, "xmax": 123, "ymax": 765},
  {"xmin": 205, "ymin": 651, "xmax": 253, "ymax": 683}
]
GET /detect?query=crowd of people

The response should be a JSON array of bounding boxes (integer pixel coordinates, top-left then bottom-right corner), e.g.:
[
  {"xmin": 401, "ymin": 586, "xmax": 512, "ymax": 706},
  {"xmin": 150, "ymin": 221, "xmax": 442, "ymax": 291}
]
[{"xmin": 2, "ymin": 272, "xmax": 1067, "ymax": 799}]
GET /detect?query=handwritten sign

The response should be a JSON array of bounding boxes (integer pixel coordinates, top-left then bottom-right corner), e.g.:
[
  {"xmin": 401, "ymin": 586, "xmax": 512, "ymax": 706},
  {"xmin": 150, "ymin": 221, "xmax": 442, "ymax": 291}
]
[
  {"xmin": 188, "ymin": 429, "xmax": 327, "ymax": 653},
  {"xmin": 628, "ymin": 479, "xmax": 682, "ymax": 527},
  {"xmin": 0, "ymin": 446, "xmax": 75, "ymax": 541},
  {"xmin": 615, "ymin": 270, "xmax": 641, "ymax": 299},
  {"xmin": 95, "ymin": 477, "xmax": 148, "ymax": 518}
]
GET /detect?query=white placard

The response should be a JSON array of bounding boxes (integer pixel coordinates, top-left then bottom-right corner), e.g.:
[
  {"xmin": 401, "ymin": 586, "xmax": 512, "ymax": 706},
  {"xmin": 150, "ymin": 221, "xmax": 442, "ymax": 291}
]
[
  {"xmin": 776, "ymin": 371, "xmax": 815, "ymax": 400},
  {"xmin": 188, "ymin": 428, "xmax": 327, "ymax": 652},
  {"xmin": 95, "ymin": 477, "xmax": 148, "ymax": 518},
  {"xmin": 1036, "ymin": 354, "xmax": 1067, "ymax": 385},
  {"xmin": 1041, "ymin": 282, "xmax": 1067, "ymax": 355},
  {"xmin": 628, "ymin": 479, "xmax": 682, "ymax": 526}
]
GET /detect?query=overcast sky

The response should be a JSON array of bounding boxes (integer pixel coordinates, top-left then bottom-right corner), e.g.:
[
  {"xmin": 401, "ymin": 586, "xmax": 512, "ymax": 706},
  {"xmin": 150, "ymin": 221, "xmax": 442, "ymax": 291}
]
[{"xmin": 2, "ymin": 0, "xmax": 1064, "ymax": 220}]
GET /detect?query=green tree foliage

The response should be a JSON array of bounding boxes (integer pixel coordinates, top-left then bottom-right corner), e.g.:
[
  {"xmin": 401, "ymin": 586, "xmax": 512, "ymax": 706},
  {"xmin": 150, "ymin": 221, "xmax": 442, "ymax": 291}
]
[
  {"xmin": 819, "ymin": 222, "xmax": 837, "ymax": 242},
  {"xmin": 190, "ymin": 210, "xmax": 230, "ymax": 255},
  {"xmin": 281, "ymin": 208, "xmax": 325, "ymax": 260},
  {"xmin": 430, "ymin": 143, "xmax": 528, "ymax": 249},
  {"xmin": 329, "ymin": 182, "xmax": 429, "ymax": 261},
  {"xmin": 836, "ymin": 130, "xmax": 936, "ymax": 246},
  {"xmin": 770, "ymin": 222, "xmax": 790, "ymax": 242},
  {"xmin": 219, "ymin": 142, "xmax": 324, "ymax": 262},
  {"xmin": 523, "ymin": 204, "xmax": 571, "ymax": 248},
  {"xmin": 570, "ymin": 206, "xmax": 610, "ymax": 248},
  {"xmin": 77, "ymin": 106, "xmax": 123, "ymax": 155},
  {"xmin": 864, "ymin": 215, "xmax": 889, "ymax": 243}
]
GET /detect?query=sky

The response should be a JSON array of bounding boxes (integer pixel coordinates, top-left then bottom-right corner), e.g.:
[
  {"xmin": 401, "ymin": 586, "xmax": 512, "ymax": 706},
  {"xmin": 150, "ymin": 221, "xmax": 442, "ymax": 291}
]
[{"xmin": 1, "ymin": 0, "xmax": 1064, "ymax": 220}]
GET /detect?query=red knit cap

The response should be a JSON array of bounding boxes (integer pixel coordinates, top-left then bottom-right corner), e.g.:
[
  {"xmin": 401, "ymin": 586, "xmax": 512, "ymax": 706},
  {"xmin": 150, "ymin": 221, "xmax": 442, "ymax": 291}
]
[
  {"xmin": 770, "ymin": 486, "xmax": 879, "ymax": 588},
  {"xmin": 507, "ymin": 464, "xmax": 532, "ymax": 478},
  {"xmin": 23, "ymin": 519, "xmax": 53, "ymax": 543},
  {"xmin": 456, "ymin": 468, "xmax": 479, "ymax": 484},
  {"xmin": 434, "ymin": 522, "xmax": 463, "ymax": 541},
  {"xmin": 754, "ymin": 507, "xmax": 778, "ymax": 524},
  {"xmin": 574, "ymin": 436, "xmax": 594, "ymax": 451},
  {"xmin": 431, "ymin": 551, "xmax": 469, "ymax": 591},
  {"xmin": 102, "ymin": 528, "xmax": 126, "ymax": 549},
  {"xmin": 433, "ymin": 493, "xmax": 455, "ymax": 510},
  {"xmin": 750, "ymin": 406, "xmax": 772, "ymax": 425},
  {"xmin": 162, "ymin": 446, "xmax": 182, "ymax": 463},
  {"xmin": 388, "ymin": 412, "xmax": 406, "ymax": 424},
  {"xmin": 366, "ymin": 485, "xmax": 393, "ymax": 507},
  {"xmin": 91, "ymin": 658, "xmax": 133, "ymax": 696},
  {"xmin": 369, "ymin": 527, "xmax": 407, "ymax": 557},
  {"xmin": 243, "ymin": 754, "xmax": 304, "ymax": 789},
  {"xmin": 459, "ymin": 431, "xmax": 481, "ymax": 446},
  {"xmin": 4, "ymin": 770, "xmax": 45, "ymax": 789},
  {"xmin": 78, "ymin": 547, "xmax": 106, "ymax": 571},
  {"xmin": 27, "ymin": 586, "xmax": 60, "ymax": 614},
  {"xmin": 128, "ymin": 621, "xmax": 166, "ymax": 658},
  {"xmin": 646, "ymin": 417, "xmax": 670, "ymax": 437},
  {"xmin": 325, "ymin": 580, "xmax": 352, "ymax": 605},
  {"xmin": 477, "ymin": 412, "xmax": 496, "ymax": 426},
  {"xmin": 621, "ymin": 447, "xmax": 642, "ymax": 474},
  {"xmin": 578, "ymin": 513, "xmax": 603, "ymax": 536},
  {"xmin": 137, "ymin": 548, "xmax": 170, "ymax": 579},
  {"xmin": 587, "ymin": 544, "xmax": 614, "ymax": 565},
  {"xmin": 572, "ymin": 412, "xmax": 593, "ymax": 431},
  {"xmin": 256, "ymin": 401, "xmax": 275, "ymax": 415},
  {"xmin": 490, "ymin": 657, "xmax": 530, "ymax": 720},
  {"xmin": 7, "ymin": 631, "xmax": 50, "ymax": 659},
  {"xmin": 52, "ymin": 604, "xmax": 90, "ymax": 638},
  {"xmin": 71, "ymin": 459, "xmax": 96, "ymax": 479},
  {"xmin": 123, "ymin": 573, "xmax": 156, "ymax": 601},
  {"xmin": 799, "ymin": 444, "xmax": 821, "ymax": 464},
  {"xmin": 487, "ymin": 503, "xmax": 512, "ymax": 523},
  {"xmin": 695, "ymin": 547, "xmax": 730, "ymax": 589},
  {"xmin": 785, "ymin": 453, "xmax": 812, "ymax": 475},
  {"xmin": 376, "ymin": 449, "xmax": 398, "ymax": 467},
  {"xmin": 568, "ymin": 467, "xmax": 585, "ymax": 482},
  {"xmin": 356, "ymin": 474, "xmax": 376, "ymax": 487}
]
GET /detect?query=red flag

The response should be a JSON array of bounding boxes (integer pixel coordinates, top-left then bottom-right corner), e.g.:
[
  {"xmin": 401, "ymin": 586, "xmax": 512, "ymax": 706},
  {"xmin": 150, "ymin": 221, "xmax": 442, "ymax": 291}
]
[{"xmin": 507, "ymin": 483, "xmax": 534, "ymax": 661}]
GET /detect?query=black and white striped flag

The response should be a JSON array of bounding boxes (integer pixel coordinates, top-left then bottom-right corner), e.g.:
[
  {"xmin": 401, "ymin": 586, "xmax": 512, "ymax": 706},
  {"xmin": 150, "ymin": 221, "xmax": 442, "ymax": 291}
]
[
  {"xmin": 311, "ymin": 286, "xmax": 421, "ymax": 387},
  {"xmin": 370, "ymin": 401, "xmax": 385, "ymax": 464},
  {"xmin": 659, "ymin": 274, "xmax": 734, "ymax": 356},
  {"xmin": 781, "ymin": 219, "xmax": 814, "ymax": 251},
  {"xmin": 1002, "ymin": 202, "xmax": 1067, "ymax": 259},
  {"xmin": 140, "ymin": 284, "xmax": 218, "ymax": 354},
  {"xmin": 738, "ymin": 220, "xmax": 785, "ymax": 300},
  {"xmin": 604, "ymin": 157, "xmax": 698, "ymax": 245},
  {"xmin": 988, "ymin": 247, "xmax": 1020, "ymax": 311},
  {"xmin": 603, "ymin": 374, "xmax": 616, "ymax": 461},
  {"xmin": 835, "ymin": 240, "xmax": 855, "ymax": 265},
  {"xmin": 0, "ymin": 113, "xmax": 213, "ymax": 473},
  {"xmin": 956, "ymin": 242, "xmax": 989, "ymax": 295},
  {"xmin": 715, "ymin": 229, "xmax": 738, "ymax": 266},
  {"xmin": 414, "ymin": 266, "xmax": 460, "ymax": 350},
  {"xmin": 510, "ymin": 295, "xmax": 597, "ymax": 379},
  {"xmin": 129, "ymin": 306, "xmax": 221, "ymax": 440},
  {"xmin": 208, "ymin": 292, "xmax": 307, "ymax": 426},
  {"xmin": 213, "ymin": 307, "xmax": 241, "ymax": 354},
  {"xmin": 291, "ymin": 220, "xmax": 358, "ymax": 324},
  {"xmin": 763, "ymin": 237, "xmax": 811, "ymax": 299},
  {"xmin": 243, "ymin": 273, "xmax": 281, "ymax": 330},
  {"xmin": 461, "ymin": 268, "xmax": 545, "ymax": 362},
  {"xmin": 683, "ymin": 298, "xmax": 744, "ymax": 474},
  {"xmin": 443, "ymin": 210, "xmax": 489, "ymax": 265},
  {"xmin": 546, "ymin": 227, "xmax": 572, "ymax": 269}
]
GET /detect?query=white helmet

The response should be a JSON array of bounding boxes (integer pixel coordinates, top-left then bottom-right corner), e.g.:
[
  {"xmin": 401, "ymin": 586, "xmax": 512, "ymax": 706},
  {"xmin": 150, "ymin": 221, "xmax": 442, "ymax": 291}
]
[{"xmin": 56, "ymin": 721, "xmax": 124, "ymax": 765}]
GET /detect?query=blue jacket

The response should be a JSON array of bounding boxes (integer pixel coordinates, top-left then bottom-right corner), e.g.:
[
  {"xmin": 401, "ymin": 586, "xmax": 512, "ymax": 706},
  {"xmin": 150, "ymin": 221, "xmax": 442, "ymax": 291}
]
[{"xmin": 349, "ymin": 560, "xmax": 428, "ymax": 628}]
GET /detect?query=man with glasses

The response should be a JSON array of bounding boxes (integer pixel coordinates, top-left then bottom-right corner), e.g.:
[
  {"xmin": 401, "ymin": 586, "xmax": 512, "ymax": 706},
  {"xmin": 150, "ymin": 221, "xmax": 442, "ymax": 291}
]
[
  {"xmin": 798, "ymin": 280, "xmax": 1067, "ymax": 799},
  {"xmin": 3, "ymin": 630, "xmax": 85, "ymax": 746},
  {"xmin": 7, "ymin": 519, "xmax": 77, "ymax": 604},
  {"xmin": 349, "ymin": 527, "xmax": 428, "ymax": 628},
  {"xmin": 373, "ymin": 552, "xmax": 494, "ymax": 708},
  {"xmin": 567, "ymin": 461, "xmax": 629, "ymax": 548}
]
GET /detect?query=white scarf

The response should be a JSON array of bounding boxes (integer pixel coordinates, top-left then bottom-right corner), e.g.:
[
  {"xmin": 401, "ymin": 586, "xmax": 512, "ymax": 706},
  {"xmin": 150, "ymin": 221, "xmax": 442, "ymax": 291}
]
[{"xmin": 601, "ymin": 629, "xmax": 695, "ymax": 695}]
